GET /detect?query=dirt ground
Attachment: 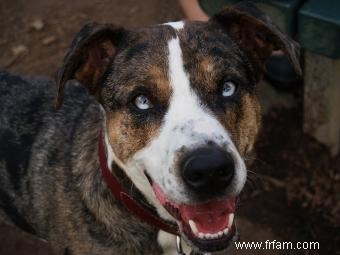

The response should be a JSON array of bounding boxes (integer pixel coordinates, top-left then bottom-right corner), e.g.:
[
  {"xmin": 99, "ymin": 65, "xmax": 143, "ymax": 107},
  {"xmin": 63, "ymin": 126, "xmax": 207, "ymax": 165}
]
[{"xmin": 0, "ymin": 0, "xmax": 339, "ymax": 254}]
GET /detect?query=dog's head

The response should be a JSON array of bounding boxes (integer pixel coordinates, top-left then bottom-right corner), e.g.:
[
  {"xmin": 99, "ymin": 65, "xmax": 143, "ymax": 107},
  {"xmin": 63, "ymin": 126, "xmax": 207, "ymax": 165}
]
[{"xmin": 56, "ymin": 2, "xmax": 301, "ymax": 253}]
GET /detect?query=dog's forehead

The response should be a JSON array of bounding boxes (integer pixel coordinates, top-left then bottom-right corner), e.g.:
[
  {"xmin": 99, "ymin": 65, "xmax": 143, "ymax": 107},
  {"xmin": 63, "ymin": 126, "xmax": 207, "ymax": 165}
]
[
  {"xmin": 102, "ymin": 20, "xmax": 253, "ymax": 109},
  {"xmin": 128, "ymin": 21, "xmax": 238, "ymax": 57},
  {"xmin": 111, "ymin": 21, "xmax": 247, "ymax": 83}
]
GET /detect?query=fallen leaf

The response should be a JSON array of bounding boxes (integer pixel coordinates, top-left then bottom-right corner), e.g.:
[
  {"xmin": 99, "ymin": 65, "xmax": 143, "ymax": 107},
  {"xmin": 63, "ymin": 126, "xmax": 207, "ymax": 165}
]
[
  {"xmin": 42, "ymin": 35, "xmax": 56, "ymax": 45},
  {"xmin": 11, "ymin": 45, "xmax": 28, "ymax": 56},
  {"xmin": 30, "ymin": 18, "xmax": 44, "ymax": 31}
]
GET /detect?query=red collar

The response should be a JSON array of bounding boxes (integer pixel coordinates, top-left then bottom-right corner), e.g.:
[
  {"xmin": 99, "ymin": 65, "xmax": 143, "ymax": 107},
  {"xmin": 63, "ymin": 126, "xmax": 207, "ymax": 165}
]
[{"xmin": 98, "ymin": 129, "xmax": 179, "ymax": 235}]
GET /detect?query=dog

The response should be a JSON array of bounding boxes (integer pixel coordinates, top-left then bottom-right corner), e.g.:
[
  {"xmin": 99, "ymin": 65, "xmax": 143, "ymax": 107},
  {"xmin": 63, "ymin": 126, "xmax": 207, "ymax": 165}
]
[{"xmin": 0, "ymin": 2, "xmax": 301, "ymax": 254}]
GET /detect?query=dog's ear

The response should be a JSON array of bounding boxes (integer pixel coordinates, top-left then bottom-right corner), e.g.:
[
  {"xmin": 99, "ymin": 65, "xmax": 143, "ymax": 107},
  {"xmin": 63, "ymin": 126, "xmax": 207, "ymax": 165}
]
[
  {"xmin": 55, "ymin": 23, "xmax": 126, "ymax": 109},
  {"xmin": 212, "ymin": 1, "xmax": 302, "ymax": 79}
]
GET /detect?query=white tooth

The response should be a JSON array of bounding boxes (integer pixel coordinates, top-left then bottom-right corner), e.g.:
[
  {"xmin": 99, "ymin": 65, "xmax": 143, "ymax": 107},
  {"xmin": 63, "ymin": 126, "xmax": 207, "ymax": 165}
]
[
  {"xmin": 206, "ymin": 234, "xmax": 212, "ymax": 239},
  {"xmin": 228, "ymin": 213, "xmax": 234, "ymax": 228},
  {"xmin": 198, "ymin": 232, "xmax": 204, "ymax": 239},
  {"xmin": 188, "ymin": 219, "xmax": 198, "ymax": 234},
  {"xmin": 223, "ymin": 228, "xmax": 229, "ymax": 235},
  {"xmin": 218, "ymin": 231, "xmax": 223, "ymax": 237}
]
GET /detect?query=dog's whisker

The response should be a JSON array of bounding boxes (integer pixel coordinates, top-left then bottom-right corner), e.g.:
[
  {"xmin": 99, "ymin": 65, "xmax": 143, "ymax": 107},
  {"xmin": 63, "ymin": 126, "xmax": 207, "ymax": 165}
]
[
  {"xmin": 247, "ymin": 169, "xmax": 257, "ymax": 175},
  {"xmin": 245, "ymin": 156, "xmax": 270, "ymax": 167}
]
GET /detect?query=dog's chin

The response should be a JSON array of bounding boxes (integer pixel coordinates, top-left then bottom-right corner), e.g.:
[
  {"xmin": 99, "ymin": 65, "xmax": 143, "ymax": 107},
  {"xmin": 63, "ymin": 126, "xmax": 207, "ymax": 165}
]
[{"xmin": 152, "ymin": 183, "xmax": 238, "ymax": 253}]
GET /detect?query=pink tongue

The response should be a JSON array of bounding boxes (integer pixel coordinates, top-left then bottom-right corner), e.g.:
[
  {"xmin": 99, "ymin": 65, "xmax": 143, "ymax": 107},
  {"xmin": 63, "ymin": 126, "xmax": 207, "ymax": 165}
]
[
  {"xmin": 152, "ymin": 182, "xmax": 236, "ymax": 233},
  {"xmin": 179, "ymin": 198, "xmax": 235, "ymax": 233}
]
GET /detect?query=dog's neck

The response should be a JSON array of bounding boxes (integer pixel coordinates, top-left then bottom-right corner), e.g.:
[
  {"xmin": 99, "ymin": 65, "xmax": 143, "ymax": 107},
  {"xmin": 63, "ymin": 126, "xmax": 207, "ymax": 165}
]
[{"xmin": 70, "ymin": 109, "xmax": 163, "ymax": 253}]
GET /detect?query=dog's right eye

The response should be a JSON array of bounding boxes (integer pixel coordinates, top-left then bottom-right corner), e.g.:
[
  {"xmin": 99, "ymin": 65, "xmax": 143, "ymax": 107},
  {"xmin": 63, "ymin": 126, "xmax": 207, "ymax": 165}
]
[
  {"xmin": 222, "ymin": 81, "xmax": 237, "ymax": 97},
  {"xmin": 133, "ymin": 94, "xmax": 153, "ymax": 110}
]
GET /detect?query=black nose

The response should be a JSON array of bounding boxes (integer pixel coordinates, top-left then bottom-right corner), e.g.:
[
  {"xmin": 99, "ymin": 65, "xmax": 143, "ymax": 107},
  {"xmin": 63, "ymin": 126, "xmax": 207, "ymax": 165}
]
[{"xmin": 181, "ymin": 146, "xmax": 235, "ymax": 195}]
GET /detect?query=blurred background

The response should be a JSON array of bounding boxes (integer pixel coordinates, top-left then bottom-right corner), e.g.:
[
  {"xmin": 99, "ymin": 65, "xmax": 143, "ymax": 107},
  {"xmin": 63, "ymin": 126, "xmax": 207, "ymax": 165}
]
[{"xmin": 0, "ymin": 0, "xmax": 339, "ymax": 254}]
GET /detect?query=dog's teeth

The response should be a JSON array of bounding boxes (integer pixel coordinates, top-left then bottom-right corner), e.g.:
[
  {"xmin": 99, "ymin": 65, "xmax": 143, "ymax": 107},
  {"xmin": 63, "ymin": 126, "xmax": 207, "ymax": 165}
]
[
  {"xmin": 228, "ymin": 213, "xmax": 234, "ymax": 228},
  {"xmin": 197, "ymin": 229, "xmax": 232, "ymax": 240},
  {"xmin": 188, "ymin": 219, "xmax": 198, "ymax": 234}
]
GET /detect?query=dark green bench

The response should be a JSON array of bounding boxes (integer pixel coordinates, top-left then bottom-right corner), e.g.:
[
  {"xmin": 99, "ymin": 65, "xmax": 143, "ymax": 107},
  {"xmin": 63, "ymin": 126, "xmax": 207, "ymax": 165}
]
[{"xmin": 298, "ymin": 0, "xmax": 340, "ymax": 155}]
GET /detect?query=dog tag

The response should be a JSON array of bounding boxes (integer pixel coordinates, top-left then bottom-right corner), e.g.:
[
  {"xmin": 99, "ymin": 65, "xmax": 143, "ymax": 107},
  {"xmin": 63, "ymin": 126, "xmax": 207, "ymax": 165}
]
[{"xmin": 176, "ymin": 236, "xmax": 186, "ymax": 255}]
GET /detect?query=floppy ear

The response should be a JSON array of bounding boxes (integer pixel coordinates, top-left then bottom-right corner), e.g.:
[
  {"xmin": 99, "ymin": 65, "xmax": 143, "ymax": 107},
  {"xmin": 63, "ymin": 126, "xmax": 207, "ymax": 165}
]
[
  {"xmin": 212, "ymin": 1, "xmax": 302, "ymax": 79},
  {"xmin": 55, "ymin": 23, "xmax": 126, "ymax": 109}
]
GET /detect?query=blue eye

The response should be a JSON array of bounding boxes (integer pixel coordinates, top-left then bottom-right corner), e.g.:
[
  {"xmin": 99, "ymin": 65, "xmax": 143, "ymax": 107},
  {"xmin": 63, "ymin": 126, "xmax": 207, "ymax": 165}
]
[
  {"xmin": 222, "ymin": 81, "xmax": 237, "ymax": 97},
  {"xmin": 134, "ymin": 94, "xmax": 153, "ymax": 110}
]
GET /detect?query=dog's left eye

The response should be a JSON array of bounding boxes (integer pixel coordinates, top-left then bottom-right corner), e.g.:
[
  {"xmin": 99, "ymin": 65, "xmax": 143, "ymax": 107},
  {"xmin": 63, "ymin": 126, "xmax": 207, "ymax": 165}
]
[
  {"xmin": 222, "ymin": 81, "xmax": 237, "ymax": 97},
  {"xmin": 134, "ymin": 94, "xmax": 153, "ymax": 110}
]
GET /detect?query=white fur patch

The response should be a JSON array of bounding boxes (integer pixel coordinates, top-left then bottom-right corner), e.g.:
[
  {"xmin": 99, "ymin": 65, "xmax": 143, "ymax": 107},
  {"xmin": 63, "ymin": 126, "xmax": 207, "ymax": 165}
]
[
  {"xmin": 164, "ymin": 21, "xmax": 185, "ymax": 30},
  {"xmin": 158, "ymin": 231, "xmax": 177, "ymax": 255}
]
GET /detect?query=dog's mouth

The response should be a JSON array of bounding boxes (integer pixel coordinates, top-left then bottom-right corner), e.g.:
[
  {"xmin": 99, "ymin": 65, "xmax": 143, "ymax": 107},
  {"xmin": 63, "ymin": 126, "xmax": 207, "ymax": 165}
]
[{"xmin": 152, "ymin": 182, "xmax": 237, "ymax": 252}]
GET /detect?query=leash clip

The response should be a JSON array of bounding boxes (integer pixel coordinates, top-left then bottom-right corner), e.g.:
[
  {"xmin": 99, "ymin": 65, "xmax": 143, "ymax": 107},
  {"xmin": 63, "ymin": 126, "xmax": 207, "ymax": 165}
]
[{"xmin": 176, "ymin": 235, "xmax": 186, "ymax": 255}]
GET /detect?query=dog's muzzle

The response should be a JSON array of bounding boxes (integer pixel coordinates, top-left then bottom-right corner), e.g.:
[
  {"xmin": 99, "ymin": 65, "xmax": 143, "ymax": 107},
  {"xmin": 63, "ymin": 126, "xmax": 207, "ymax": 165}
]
[{"xmin": 149, "ymin": 145, "xmax": 239, "ymax": 253}]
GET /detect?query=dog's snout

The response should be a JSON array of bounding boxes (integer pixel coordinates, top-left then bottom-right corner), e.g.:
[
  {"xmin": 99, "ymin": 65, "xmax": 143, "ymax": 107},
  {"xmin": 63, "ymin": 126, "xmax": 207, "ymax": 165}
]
[{"xmin": 181, "ymin": 146, "xmax": 234, "ymax": 194}]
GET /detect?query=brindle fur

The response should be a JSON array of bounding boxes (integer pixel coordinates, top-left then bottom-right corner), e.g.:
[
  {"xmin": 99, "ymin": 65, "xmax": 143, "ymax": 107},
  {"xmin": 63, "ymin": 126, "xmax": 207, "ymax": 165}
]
[
  {"xmin": 0, "ymin": 73, "xmax": 161, "ymax": 254},
  {"xmin": 0, "ymin": 2, "xmax": 300, "ymax": 254}
]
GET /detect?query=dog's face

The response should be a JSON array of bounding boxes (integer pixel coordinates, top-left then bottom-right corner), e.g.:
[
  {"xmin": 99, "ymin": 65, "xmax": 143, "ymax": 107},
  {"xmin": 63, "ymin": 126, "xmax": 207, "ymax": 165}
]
[
  {"xmin": 103, "ymin": 21, "xmax": 259, "ymax": 251},
  {"xmin": 56, "ymin": 2, "xmax": 300, "ymax": 253}
]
